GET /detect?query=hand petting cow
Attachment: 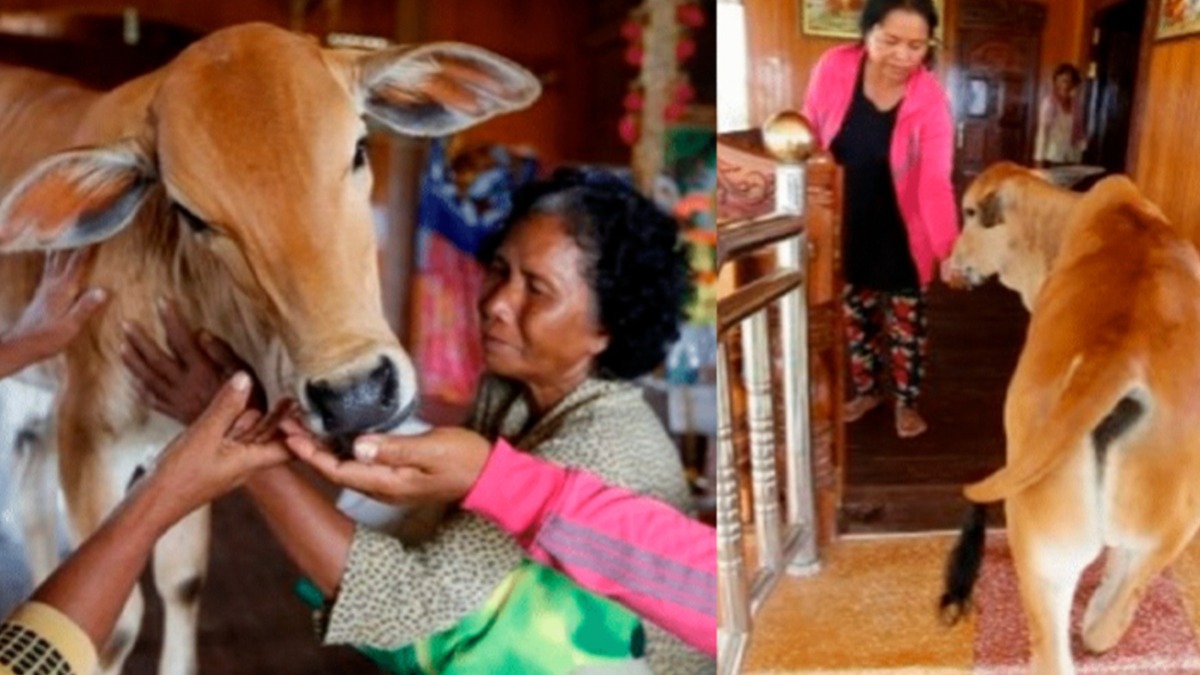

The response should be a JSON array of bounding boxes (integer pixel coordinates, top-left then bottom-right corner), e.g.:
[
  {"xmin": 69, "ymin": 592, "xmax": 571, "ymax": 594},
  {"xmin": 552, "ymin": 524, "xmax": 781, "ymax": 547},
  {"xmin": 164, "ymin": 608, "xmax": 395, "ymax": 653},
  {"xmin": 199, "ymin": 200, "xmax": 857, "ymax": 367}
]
[{"xmin": 0, "ymin": 22, "xmax": 539, "ymax": 675}]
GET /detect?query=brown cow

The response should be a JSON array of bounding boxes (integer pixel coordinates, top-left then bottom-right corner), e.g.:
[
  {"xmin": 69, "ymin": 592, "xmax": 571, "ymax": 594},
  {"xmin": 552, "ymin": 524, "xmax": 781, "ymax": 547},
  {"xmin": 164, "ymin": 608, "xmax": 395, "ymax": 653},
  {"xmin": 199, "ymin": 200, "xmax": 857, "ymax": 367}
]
[
  {"xmin": 940, "ymin": 172, "xmax": 1200, "ymax": 674},
  {"xmin": 0, "ymin": 23, "xmax": 538, "ymax": 674}
]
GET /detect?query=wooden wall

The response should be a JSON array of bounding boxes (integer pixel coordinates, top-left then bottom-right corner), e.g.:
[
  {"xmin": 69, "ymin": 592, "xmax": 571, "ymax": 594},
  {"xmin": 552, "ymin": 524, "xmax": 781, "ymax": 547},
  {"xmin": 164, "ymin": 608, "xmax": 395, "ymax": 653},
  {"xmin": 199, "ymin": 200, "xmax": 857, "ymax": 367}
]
[
  {"xmin": 743, "ymin": 0, "xmax": 1087, "ymax": 126},
  {"xmin": 0, "ymin": 0, "xmax": 634, "ymax": 168},
  {"xmin": 1131, "ymin": 3, "xmax": 1200, "ymax": 244}
]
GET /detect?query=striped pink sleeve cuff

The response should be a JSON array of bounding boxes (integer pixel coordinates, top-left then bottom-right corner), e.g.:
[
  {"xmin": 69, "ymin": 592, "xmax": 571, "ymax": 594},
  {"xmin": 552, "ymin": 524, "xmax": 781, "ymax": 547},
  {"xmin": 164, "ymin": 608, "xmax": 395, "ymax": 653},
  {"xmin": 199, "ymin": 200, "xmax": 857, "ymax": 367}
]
[{"xmin": 463, "ymin": 438, "xmax": 716, "ymax": 656}]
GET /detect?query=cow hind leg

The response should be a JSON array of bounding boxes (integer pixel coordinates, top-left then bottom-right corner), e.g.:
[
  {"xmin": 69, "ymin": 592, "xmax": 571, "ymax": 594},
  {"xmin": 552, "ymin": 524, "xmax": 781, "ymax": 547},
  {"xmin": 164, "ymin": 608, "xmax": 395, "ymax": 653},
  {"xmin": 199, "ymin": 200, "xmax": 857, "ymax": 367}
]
[
  {"xmin": 1082, "ymin": 532, "xmax": 1193, "ymax": 654},
  {"xmin": 1081, "ymin": 547, "xmax": 1131, "ymax": 647},
  {"xmin": 1009, "ymin": 514, "xmax": 1097, "ymax": 675},
  {"xmin": 153, "ymin": 505, "xmax": 211, "ymax": 675}
]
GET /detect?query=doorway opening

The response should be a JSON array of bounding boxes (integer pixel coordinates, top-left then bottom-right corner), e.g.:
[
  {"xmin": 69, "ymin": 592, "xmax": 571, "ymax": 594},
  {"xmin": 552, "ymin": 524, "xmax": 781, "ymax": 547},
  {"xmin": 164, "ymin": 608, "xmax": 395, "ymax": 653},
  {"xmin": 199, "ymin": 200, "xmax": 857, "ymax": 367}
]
[{"xmin": 1085, "ymin": 0, "xmax": 1147, "ymax": 174}]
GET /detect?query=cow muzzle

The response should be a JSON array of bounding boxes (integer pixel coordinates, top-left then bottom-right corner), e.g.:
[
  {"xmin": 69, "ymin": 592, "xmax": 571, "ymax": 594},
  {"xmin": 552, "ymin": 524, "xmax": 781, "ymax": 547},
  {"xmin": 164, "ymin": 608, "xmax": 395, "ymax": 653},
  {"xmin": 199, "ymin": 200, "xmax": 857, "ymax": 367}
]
[{"xmin": 304, "ymin": 355, "xmax": 413, "ymax": 451}]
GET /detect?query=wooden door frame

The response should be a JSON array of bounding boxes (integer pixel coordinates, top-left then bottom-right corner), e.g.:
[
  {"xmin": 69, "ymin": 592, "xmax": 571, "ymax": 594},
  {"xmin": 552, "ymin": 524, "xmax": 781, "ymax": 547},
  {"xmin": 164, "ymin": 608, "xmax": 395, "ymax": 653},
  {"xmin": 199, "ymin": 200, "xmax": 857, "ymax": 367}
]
[
  {"xmin": 1125, "ymin": 0, "xmax": 1156, "ymax": 176},
  {"xmin": 948, "ymin": 0, "xmax": 1046, "ymax": 193},
  {"xmin": 1079, "ymin": 0, "xmax": 1154, "ymax": 176}
]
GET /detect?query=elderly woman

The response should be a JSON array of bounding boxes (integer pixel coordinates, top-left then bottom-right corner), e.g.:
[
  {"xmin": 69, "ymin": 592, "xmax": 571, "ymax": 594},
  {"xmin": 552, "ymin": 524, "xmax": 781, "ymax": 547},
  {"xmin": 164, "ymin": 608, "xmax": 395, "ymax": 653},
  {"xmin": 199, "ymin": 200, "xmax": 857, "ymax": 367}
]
[{"xmin": 125, "ymin": 168, "xmax": 709, "ymax": 673}]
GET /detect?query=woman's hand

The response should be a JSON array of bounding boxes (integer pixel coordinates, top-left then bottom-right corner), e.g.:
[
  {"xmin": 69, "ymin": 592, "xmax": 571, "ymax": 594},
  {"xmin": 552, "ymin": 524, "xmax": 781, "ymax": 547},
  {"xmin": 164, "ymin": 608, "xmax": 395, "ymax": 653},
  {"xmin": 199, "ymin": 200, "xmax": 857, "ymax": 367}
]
[
  {"xmin": 283, "ymin": 425, "xmax": 492, "ymax": 505},
  {"xmin": 139, "ymin": 374, "xmax": 293, "ymax": 531},
  {"xmin": 122, "ymin": 300, "xmax": 265, "ymax": 424},
  {"xmin": 2, "ymin": 248, "xmax": 108, "ymax": 366}
]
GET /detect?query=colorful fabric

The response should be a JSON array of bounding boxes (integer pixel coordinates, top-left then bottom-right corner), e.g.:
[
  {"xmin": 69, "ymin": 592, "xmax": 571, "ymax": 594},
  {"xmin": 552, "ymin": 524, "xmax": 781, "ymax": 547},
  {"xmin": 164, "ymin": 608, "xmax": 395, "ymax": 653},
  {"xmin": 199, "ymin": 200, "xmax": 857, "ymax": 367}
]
[
  {"xmin": 465, "ymin": 439, "xmax": 717, "ymax": 656},
  {"xmin": 302, "ymin": 562, "xmax": 648, "ymax": 674},
  {"xmin": 412, "ymin": 229, "xmax": 486, "ymax": 405},
  {"xmin": 843, "ymin": 284, "xmax": 927, "ymax": 407},
  {"xmin": 802, "ymin": 44, "xmax": 959, "ymax": 285},
  {"xmin": 416, "ymin": 138, "xmax": 538, "ymax": 257},
  {"xmin": 0, "ymin": 602, "xmax": 96, "ymax": 675}
]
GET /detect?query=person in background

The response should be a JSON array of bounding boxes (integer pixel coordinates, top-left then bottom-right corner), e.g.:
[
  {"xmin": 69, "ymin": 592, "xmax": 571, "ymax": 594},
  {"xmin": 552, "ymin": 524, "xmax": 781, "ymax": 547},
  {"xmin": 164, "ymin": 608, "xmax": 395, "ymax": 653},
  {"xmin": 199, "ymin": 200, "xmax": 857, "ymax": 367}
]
[
  {"xmin": 802, "ymin": 0, "xmax": 958, "ymax": 439},
  {"xmin": 1034, "ymin": 63, "xmax": 1088, "ymax": 167}
]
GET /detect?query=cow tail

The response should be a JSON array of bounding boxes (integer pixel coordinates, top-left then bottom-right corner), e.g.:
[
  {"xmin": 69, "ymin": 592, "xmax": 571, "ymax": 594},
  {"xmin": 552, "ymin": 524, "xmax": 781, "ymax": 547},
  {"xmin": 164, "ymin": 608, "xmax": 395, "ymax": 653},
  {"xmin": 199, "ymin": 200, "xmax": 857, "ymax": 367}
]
[
  {"xmin": 939, "ymin": 502, "xmax": 988, "ymax": 625},
  {"xmin": 964, "ymin": 357, "xmax": 1142, "ymax": 504}
]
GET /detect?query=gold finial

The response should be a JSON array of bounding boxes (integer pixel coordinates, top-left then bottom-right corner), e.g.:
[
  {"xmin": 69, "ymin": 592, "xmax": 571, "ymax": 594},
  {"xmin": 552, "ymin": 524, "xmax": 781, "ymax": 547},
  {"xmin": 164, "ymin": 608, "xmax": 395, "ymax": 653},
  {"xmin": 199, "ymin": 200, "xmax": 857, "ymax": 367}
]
[{"xmin": 761, "ymin": 111, "xmax": 816, "ymax": 164}]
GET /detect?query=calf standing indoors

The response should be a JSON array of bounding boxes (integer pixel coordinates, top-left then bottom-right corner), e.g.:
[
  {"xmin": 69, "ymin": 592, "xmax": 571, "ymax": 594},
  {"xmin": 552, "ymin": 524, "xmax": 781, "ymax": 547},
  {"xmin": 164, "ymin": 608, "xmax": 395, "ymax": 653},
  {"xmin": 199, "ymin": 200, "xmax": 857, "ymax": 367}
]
[{"xmin": 940, "ymin": 174, "xmax": 1200, "ymax": 675}]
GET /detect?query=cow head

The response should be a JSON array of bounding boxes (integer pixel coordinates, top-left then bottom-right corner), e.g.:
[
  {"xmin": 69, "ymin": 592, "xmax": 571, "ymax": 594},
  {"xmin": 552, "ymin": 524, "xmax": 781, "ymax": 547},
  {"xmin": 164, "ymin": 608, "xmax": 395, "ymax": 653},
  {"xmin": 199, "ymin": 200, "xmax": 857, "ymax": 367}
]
[
  {"xmin": 944, "ymin": 162, "xmax": 1082, "ymax": 309},
  {"xmin": 0, "ymin": 24, "xmax": 541, "ymax": 441}
]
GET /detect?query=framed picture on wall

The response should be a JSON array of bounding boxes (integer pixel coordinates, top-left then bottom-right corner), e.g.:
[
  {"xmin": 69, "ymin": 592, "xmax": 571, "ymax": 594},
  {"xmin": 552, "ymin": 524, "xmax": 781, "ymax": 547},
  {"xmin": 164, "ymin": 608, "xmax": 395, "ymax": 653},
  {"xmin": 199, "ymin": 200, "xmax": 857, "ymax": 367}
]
[
  {"xmin": 1156, "ymin": 0, "xmax": 1200, "ymax": 40},
  {"xmin": 802, "ymin": 0, "xmax": 943, "ymax": 40}
]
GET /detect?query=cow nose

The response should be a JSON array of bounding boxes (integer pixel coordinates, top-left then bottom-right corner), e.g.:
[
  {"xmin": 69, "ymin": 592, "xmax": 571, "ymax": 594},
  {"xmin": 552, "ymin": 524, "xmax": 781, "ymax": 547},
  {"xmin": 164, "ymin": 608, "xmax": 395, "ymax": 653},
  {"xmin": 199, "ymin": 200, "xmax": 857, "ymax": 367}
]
[{"xmin": 305, "ymin": 357, "xmax": 401, "ymax": 437}]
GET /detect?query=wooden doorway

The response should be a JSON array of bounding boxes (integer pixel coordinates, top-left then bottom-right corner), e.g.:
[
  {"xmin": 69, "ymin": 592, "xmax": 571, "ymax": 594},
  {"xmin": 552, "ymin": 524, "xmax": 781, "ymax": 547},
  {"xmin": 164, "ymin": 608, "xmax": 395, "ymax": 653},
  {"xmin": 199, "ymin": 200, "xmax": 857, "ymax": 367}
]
[
  {"xmin": 950, "ymin": 0, "xmax": 1046, "ymax": 196},
  {"xmin": 1085, "ymin": 0, "xmax": 1147, "ymax": 173}
]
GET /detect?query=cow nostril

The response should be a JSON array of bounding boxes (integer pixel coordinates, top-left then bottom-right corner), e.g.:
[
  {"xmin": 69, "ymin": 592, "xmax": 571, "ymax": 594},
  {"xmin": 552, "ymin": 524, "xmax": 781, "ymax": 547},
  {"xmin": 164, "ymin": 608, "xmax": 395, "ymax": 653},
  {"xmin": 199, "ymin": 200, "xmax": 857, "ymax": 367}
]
[{"xmin": 304, "ymin": 357, "xmax": 402, "ymax": 438}]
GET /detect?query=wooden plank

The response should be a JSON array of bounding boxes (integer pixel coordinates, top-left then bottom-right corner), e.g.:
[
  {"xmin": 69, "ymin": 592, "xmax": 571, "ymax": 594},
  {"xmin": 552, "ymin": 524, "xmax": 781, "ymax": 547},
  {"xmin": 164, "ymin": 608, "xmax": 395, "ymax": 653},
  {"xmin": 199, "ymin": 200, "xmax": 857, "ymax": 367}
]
[
  {"xmin": 717, "ymin": 269, "xmax": 804, "ymax": 335},
  {"xmin": 717, "ymin": 214, "xmax": 804, "ymax": 268}
]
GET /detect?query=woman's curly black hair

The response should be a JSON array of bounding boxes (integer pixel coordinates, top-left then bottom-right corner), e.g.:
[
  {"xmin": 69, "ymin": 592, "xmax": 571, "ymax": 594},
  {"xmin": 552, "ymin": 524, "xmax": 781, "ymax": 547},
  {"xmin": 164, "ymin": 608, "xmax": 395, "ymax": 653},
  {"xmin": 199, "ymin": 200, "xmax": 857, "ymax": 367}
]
[{"xmin": 480, "ymin": 167, "xmax": 692, "ymax": 380}]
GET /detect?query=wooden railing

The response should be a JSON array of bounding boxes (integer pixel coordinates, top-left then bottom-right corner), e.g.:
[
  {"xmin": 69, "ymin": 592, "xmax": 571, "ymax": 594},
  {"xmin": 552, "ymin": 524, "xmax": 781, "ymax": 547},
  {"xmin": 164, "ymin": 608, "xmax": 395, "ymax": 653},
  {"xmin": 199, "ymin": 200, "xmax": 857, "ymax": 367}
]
[{"xmin": 716, "ymin": 112, "xmax": 843, "ymax": 674}]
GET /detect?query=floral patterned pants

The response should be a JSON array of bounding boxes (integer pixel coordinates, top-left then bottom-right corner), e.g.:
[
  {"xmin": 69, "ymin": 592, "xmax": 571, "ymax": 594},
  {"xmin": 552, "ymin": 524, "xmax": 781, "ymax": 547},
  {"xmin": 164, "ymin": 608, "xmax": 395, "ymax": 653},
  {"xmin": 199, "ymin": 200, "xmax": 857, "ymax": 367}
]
[{"xmin": 843, "ymin": 284, "xmax": 928, "ymax": 408}]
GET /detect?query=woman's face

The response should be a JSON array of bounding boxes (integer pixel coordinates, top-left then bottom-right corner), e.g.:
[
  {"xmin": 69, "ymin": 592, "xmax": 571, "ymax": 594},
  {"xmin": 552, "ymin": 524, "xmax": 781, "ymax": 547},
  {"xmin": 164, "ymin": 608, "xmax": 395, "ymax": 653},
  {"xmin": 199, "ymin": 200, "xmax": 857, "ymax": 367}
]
[
  {"xmin": 1054, "ymin": 73, "xmax": 1077, "ymax": 99},
  {"xmin": 478, "ymin": 213, "xmax": 610, "ymax": 387},
  {"xmin": 865, "ymin": 9, "xmax": 931, "ymax": 84}
]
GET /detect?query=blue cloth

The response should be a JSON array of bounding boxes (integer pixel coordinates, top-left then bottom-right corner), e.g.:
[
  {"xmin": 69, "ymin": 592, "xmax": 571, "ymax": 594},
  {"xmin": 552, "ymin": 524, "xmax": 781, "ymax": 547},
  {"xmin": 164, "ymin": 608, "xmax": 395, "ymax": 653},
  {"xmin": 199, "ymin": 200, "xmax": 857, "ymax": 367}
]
[{"xmin": 417, "ymin": 139, "xmax": 539, "ymax": 257}]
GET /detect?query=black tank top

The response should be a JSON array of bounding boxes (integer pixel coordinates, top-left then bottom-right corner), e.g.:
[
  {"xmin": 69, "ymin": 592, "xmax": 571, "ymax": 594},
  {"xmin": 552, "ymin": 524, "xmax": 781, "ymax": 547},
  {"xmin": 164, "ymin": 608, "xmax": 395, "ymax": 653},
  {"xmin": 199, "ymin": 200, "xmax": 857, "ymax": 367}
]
[{"xmin": 830, "ymin": 58, "xmax": 919, "ymax": 290}]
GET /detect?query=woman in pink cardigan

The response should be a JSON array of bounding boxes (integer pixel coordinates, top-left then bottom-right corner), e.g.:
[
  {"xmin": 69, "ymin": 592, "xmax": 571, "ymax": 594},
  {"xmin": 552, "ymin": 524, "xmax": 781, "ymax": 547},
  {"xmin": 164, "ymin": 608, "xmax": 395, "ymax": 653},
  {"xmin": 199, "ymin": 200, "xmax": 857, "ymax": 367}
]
[{"xmin": 801, "ymin": 0, "xmax": 959, "ymax": 438}]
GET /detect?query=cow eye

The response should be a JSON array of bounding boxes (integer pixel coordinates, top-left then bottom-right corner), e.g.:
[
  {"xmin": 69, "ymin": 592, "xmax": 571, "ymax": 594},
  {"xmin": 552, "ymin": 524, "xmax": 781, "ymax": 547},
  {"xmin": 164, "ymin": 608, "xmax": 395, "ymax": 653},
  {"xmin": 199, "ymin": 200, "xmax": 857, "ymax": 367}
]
[
  {"xmin": 173, "ymin": 202, "xmax": 211, "ymax": 235},
  {"xmin": 353, "ymin": 137, "xmax": 368, "ymax": 171},
  {"xmin": 964, "ymin": 207, "xmax": 977, "ymax": 219}
]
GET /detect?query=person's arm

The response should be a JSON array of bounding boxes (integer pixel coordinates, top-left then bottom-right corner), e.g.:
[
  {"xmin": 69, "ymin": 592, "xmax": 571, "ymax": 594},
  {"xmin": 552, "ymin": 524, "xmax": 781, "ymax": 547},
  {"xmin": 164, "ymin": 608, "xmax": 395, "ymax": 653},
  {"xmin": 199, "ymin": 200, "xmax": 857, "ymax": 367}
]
[
  {"xmin": 287, "ymin": 429, "xmax": 716, "ymax": 656},
  {"xmin": 122, "ymin": 308, "xmax": 355, "ymax": 595},
  {"xmin": 801, "ymin": 50, "xmax": 831, "ymax": 147},
  {"xmin": 465, "ymin": 439, "xmax": 716, "ymax": 656},
  {"xmin": 242, "ymin": 465, "xmax": 356, "ymax": 595},
  {"xmin": 0, "ymin": 249, "xmax": 107, "ymax": 379},
  {"xmin": 1, "ymin": 374, "xmax": 286, "ymax": 672},
  {"xmin": 916, "ymin": 88, "xmax": 960, "ymax": 263},
  {"xmin": 122, "ymin": 315, "xmax": 516, "ymax": 644}
]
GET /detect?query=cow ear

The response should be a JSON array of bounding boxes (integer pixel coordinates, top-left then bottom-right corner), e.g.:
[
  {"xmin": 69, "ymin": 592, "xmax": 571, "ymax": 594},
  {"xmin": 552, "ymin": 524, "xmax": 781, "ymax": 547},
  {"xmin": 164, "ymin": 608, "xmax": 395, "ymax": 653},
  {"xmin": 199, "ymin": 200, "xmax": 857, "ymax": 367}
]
[
  {"xmin": 353, "ymin": 42, "xmax": 541, "ymax": 137},
  {"xmin": 0, "ymin": 143, "xmax": 154, "ymax": 252}
]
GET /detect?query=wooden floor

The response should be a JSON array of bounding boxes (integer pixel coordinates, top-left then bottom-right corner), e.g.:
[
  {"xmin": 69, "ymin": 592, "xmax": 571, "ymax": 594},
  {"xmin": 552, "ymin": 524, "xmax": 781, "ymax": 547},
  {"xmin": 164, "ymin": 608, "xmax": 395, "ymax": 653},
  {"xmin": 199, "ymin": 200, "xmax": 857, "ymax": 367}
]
[{"xmin": 841, "ymin": 279, "xmax": 1029, "ymax": 534}]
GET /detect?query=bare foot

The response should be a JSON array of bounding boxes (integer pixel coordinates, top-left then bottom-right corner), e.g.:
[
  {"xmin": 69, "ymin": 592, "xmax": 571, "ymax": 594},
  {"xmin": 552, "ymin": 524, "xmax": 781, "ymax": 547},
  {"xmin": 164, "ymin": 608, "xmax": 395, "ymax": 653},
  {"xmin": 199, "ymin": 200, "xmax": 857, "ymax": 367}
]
[
  {"xmin": 895, "ymin": 404, "xmax": 928, "ymax": 439},
  {"xmin": 844, "ymin": 394, "xmax": 882, "ymax": 422}
]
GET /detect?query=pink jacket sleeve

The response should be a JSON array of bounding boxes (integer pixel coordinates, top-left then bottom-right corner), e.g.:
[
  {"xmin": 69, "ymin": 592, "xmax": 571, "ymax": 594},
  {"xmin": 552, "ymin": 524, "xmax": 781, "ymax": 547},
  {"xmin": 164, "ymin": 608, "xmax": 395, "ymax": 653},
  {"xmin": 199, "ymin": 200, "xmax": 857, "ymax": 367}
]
[
  {"xmin": 916, "ymin": 92, "xmax": 959, "ymax": 262},
  {"xmin": 462, "ymin": 438, "xmax": 717, "ymax": 656}
]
